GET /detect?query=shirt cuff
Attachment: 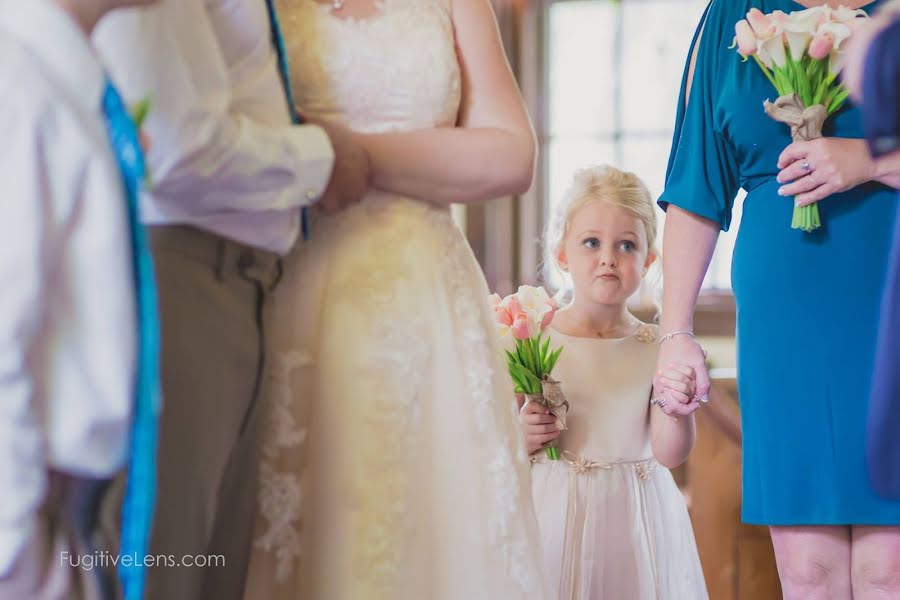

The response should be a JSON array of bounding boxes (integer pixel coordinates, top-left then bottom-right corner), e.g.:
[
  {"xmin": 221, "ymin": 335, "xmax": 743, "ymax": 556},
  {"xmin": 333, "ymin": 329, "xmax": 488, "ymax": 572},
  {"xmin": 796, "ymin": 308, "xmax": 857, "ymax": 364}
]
[
  {"xmin": 0, "ymin": 516, "xmax": 37, "ymax": 578},
  {"xmin": 286, "ymin": 124, "xmax": 335, "ymax": 206}
]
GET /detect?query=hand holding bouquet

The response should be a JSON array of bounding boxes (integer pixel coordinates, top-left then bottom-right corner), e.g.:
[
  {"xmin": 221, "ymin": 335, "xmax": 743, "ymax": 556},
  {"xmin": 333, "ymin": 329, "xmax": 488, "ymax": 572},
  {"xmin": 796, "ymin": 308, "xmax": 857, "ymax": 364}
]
[
  {"xmin": 490, "ymin": 286, "xmax": 567, "ymax": 460},
  {"xmin": 732, "ymin": 5, "xmax": 869, "ymax": 231}
]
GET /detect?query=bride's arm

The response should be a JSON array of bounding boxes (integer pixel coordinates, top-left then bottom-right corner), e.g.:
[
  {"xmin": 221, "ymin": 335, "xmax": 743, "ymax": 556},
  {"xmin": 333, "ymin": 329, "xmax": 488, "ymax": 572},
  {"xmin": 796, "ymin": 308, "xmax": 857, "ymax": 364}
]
[{"xmin": 352, "ymin": 0, "xmax": 536, "ymax": 205}]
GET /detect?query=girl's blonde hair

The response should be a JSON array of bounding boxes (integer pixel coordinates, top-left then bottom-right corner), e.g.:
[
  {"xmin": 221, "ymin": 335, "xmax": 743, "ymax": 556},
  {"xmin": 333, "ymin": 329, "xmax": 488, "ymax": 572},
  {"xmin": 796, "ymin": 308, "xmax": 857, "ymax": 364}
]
[
  {"xmin": 544, "ymin": 165, "xmax": 656, "ymax": 264},
  {"xmin": 545, "ymin": 165, "xmax": 658, "ymax": 272}
]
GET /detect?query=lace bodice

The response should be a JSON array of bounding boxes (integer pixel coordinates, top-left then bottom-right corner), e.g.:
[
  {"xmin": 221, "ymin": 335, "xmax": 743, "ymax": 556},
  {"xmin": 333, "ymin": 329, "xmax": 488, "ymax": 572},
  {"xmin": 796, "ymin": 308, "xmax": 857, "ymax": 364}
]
[{"xmin": 277, "ymin": 0, "xmax": 461, "ymax": 134}]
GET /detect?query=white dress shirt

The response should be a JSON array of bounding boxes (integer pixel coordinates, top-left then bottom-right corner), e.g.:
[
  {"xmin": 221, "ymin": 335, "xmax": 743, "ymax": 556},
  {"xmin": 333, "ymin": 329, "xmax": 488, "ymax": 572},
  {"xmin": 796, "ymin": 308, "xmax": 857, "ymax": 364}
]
[
  {"xmin": 93, "ymin": 0, "xmax": 335, "ymax": 254},
  {"xmin": 0, "ymin": 0, "xmax": 137, "ymax": 577}
]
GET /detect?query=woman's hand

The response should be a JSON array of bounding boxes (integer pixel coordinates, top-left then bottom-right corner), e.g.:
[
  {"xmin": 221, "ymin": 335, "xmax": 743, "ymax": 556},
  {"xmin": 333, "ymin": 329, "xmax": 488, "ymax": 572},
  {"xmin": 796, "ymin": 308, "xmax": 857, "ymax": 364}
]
[
  {"xmin": 776, "ymin": 138, "xmax": 876, "ymax": 207},
  {"xmin": 653, "ymin": 335, "xmax": 707, "ymax": 418},
  {"xmin": 656, "ymin": 363, "xmax": 698, "ymax": 403},
  {"xmin": 520, "ymin": 401, "xmax": 560, "ymax": 456}
]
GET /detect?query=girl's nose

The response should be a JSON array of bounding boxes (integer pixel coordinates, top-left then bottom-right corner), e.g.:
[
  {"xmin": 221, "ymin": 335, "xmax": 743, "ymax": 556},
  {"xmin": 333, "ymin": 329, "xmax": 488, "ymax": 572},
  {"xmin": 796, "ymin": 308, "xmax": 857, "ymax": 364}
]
[{"xmin": 600, "ymin": 252, "xmax": 616, "ymax": 267}]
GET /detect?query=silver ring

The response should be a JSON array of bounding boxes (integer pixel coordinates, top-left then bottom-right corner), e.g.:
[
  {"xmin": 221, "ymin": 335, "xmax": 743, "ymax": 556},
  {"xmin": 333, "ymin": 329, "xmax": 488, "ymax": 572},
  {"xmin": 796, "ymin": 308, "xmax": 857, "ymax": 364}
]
[{"xmin": 802, "ymin": 160, "xmax": 812, "ymax": 171}]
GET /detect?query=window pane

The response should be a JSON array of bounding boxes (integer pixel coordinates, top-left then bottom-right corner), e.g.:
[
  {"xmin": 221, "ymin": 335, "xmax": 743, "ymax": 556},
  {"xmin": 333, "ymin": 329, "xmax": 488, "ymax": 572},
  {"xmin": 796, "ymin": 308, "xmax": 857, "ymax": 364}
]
[
  {"xmin": 620, "ymin": 0, "xmax": 708, "ymax": 133},
  {"xmin": 622, "ymin": 138, "xmax": 744, "ymax": 290},
  {"xmin": 621, "ymin": 138, "xmax": 670, "ymax": 303},
  {"xmin": 548, "ymin": 1, "xmax": 616, "ymax": 136},
  {"xmin": 620, "ymin": 137, "xmax": 672, "ymax": 200},
  {"xmin": 546, "ymin": 138, "xmax": 616, "ymax": 211},
  {"xmin": 543, "ymin": 0, "xmax": 737, "ymax": 293},
  {"xmin": 704, "ymin": 190, "xmax": 745, "ymax": 289}
]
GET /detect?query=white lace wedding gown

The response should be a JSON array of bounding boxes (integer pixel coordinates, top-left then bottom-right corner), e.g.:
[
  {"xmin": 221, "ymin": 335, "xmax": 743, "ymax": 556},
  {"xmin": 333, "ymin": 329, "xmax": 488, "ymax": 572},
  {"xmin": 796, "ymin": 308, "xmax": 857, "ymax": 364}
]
[{"xmin": 243, "ymin": 1, "xmax": 545, "ymax": 599}]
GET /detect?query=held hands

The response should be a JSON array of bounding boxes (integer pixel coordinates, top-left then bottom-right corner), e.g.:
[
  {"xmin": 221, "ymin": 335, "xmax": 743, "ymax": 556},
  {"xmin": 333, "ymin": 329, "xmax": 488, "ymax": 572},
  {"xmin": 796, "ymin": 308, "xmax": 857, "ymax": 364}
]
[
  {"xmin": 313, "ymin": 119, "xmax": 371, "ymax": 214},
  {"xmin": 776, "ymin": 138, "xmax": 876, "ymax": 207},
  {"xmin": 653, "ymin": 334, "xmax": 708, "ymax": 418},
  {"xmin": 520, "ymin": 399, "xmax": 561, "ymax": 456}
]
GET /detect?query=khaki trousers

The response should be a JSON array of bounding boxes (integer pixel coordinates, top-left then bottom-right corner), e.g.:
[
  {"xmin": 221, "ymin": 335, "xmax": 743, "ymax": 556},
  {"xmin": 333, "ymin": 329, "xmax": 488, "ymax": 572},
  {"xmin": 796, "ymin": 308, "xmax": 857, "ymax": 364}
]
[{"xmin": 115, "ymin": 225, "xmax": 282, "ymax": 600}]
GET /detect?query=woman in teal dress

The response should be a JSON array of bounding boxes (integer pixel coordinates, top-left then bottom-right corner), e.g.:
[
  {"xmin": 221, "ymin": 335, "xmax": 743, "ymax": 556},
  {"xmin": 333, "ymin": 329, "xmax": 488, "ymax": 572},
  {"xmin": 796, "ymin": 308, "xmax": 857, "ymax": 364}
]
[{"xmin": 654, "ymin": 0, "xmax": 900, "ymax": 596}]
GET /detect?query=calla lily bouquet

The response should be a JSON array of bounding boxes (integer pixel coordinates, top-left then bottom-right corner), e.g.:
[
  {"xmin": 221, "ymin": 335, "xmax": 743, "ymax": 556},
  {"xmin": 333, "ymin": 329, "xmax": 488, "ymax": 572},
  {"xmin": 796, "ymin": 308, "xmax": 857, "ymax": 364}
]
[
  {"xmin": 490, "ymin": 286, "xmax": 568, "ymax": 460},
  {"xmin": 732, "ymin": 5, "xmax": 869, "ymax": 231}
]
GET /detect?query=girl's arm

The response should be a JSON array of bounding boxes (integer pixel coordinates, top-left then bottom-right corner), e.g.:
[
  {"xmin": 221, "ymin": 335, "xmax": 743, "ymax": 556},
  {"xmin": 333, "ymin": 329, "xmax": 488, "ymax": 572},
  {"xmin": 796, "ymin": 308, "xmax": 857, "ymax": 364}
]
[
  {"xmin": 650, "ymin": 364, "xmax": 699, "ymax": 468},
  {"xmin": 650, "ymin": 404, "xmax": 697, "ymax": 469},
  {"xmin": 352, "ymin": 0, "xmax": 536, "ymax": 205}
]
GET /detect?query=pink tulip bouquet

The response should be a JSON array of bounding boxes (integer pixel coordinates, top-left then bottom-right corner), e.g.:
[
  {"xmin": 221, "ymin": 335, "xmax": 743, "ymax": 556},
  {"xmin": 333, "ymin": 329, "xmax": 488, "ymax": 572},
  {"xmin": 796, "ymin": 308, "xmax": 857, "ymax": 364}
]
[
  {"xmin": 490, "ymin": 286, "xmax": 568, "ymax": 460},
  {"xmin": 733, "ymin": 5, "xmax": 869, "ymax": 231}
]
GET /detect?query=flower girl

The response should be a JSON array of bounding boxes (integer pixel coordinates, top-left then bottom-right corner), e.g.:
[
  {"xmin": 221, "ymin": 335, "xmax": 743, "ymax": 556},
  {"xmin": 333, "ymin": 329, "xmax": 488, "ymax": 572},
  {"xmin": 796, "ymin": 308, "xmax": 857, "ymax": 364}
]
[{"xmin": 522, "ymin": 165, "xmax": 708, "ymax": 599}]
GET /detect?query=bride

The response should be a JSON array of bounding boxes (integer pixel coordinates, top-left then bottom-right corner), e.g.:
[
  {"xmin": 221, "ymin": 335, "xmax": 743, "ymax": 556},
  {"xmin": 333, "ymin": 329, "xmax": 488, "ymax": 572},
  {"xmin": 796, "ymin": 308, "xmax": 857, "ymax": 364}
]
[{"xmin": 243, "ymin": 1, "xmax": 546, "ymax": 598}]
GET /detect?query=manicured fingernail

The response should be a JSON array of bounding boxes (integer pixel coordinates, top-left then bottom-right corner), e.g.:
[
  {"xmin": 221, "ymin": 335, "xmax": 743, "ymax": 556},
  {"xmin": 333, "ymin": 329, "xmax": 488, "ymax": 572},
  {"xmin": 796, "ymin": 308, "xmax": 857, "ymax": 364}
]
[
  {"xmin": 701, "ymin": 394, "xmax": 709, "ymax": 403},
  {"xmin": 778, "ymin": 187, "xmax": 786, "ymax": 196}
]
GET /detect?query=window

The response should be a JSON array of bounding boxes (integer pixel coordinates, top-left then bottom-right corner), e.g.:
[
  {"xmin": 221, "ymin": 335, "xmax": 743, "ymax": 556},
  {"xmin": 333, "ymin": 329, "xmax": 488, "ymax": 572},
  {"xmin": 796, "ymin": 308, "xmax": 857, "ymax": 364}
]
[{"xmin": 541, "ymin": 0, "xmax": 743, "ymax": 297}]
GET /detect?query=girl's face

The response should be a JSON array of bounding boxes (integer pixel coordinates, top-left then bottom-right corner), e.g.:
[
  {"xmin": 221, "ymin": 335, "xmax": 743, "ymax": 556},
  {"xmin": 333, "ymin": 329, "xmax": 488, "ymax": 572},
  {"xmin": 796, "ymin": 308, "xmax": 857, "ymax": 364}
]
[{"xmin": 556, "ymin": 200, "xmax": 656, "ymax": 307}]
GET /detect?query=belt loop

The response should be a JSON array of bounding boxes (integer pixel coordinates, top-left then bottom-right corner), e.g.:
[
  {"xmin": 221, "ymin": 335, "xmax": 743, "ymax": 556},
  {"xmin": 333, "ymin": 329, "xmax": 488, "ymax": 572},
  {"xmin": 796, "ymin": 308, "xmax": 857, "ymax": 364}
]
[{"xmin": 215, "ymin": 239, "xmax": 227, "ymax": 282}]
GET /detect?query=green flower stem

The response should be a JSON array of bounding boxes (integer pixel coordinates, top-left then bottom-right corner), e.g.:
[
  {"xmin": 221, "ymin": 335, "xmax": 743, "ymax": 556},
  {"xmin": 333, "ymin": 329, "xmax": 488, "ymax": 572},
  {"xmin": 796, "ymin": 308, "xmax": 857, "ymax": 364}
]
[
  {"xmin": 791, "ymin": 203, "xmax": 821, "ymax": 233},
  {"xmin": 510, "ymin": 335, "xmax": 565, "ymax": 460},
  {"xmin": 753, "ymin": 56, "xmax": 778, "ymax": 89}
]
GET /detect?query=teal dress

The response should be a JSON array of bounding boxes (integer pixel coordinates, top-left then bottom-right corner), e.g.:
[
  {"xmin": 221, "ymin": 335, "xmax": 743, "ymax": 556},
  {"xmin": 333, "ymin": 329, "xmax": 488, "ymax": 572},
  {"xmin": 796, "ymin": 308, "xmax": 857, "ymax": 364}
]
[{"xmin": 660, "ymin": 0, "xmax": 900, "ymax": 525}]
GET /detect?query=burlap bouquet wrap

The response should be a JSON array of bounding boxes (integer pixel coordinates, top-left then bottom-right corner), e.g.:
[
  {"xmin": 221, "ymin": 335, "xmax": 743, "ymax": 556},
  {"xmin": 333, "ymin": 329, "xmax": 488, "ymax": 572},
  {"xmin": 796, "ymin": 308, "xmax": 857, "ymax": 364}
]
[
  {"xmin": 764, "ymin": 94, "xmax": 828, "ymax": 232},
  {"xmin": 525, "ymin": 378, "xmax": 569, "ymax": 460}
]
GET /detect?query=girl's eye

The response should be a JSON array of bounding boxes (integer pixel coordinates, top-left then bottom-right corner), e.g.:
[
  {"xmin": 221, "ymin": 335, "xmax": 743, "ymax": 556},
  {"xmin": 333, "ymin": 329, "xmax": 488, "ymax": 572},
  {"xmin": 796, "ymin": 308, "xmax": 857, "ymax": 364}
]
[
  {"xmin": 618, "ymin": 240, "xmax": 636, "ymax": 252},
  {"xmin": 582, "ymin": 237, "xmax": 600, "ymax": 249}
]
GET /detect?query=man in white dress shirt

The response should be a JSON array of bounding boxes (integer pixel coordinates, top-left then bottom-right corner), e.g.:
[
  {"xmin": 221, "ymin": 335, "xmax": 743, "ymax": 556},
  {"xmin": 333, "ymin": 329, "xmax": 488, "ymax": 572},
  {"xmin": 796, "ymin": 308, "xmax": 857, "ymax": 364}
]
[
  {"xmin": 93, "ymin": 2, "xmax": 370, "ymax": 598},
  {"xmin": 0, "ymin": 0, "xmax": 161, "ymax": 598}
]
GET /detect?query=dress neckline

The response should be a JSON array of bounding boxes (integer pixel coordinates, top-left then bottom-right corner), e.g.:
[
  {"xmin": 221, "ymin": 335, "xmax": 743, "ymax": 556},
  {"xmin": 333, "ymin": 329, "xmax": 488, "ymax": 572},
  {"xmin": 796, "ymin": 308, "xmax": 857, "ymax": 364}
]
[
  {"xmin": 548, "ymin": 323, "xmax": 658, "ymax": 344},
  {"xmin": 312, "ymin": 0, "xmax": 387, "ymax": 24}
]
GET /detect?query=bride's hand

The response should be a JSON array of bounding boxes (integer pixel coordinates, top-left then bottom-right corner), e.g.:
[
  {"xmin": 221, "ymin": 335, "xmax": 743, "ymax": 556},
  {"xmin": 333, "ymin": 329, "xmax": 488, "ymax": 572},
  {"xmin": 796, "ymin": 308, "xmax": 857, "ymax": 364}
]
[
  {"xmin": 310, "ymin": 119, "xmax": 372, "ymax": 214},
  {"xmin": 520, "ymin": 401, "xmax": 560, "ymax": 455}
]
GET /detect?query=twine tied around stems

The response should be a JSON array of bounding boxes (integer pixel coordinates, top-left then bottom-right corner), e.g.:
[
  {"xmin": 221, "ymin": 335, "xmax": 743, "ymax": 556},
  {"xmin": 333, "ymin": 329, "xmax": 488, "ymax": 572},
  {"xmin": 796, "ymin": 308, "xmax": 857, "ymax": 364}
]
[
  {"xmin": 525, "ymin": 378, "xmax": 569, "ymax": 461},
  {"xmin": 763, "ymin": 94, "xmax": 827, "ymax": 232},
  {"xmin": 763, "ymin": 94, "xmax": 826, "ymax": 141}
]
